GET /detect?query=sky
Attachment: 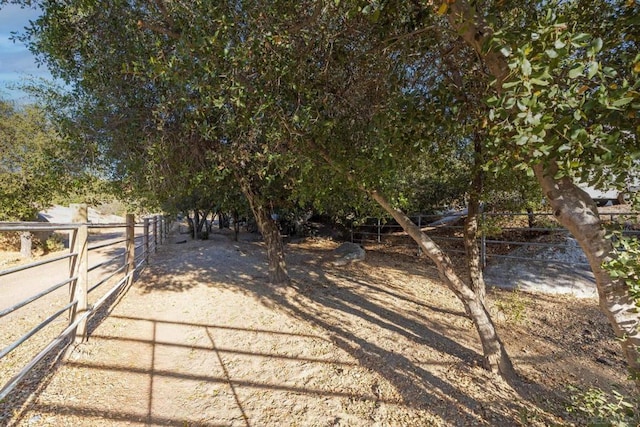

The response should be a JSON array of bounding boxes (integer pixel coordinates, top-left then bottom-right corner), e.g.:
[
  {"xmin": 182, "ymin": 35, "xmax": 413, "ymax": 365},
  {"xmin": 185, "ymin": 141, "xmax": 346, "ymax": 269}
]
[{"xmin": 0, "ymin": 3, "xmax": 54, "ymax": 103}]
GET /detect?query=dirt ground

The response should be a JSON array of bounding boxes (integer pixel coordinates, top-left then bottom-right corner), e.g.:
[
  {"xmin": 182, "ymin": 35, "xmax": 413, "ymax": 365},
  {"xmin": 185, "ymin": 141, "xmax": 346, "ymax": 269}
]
[{"xmin": 1, "ymin": 227, "xmax": 638, "ymax": 426}]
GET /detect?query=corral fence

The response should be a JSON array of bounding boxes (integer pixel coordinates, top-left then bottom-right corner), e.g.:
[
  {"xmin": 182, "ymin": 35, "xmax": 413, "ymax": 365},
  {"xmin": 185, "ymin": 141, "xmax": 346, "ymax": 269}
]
[
  {"xmin": 0, "ymin": 204, "xmax": 169, "ymax": 401},
  {"xmin": 350, "ymin": 210, "xmax": 640, "ymax": 268}
]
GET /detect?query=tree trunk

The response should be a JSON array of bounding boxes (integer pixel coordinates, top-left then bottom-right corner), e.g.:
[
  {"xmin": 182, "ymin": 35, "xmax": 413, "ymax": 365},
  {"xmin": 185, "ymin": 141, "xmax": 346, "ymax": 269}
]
[
  {"xmin": 20, "ymin": 231, "xmax": 33, "ymax": 258},
  {"xmin": 187, "ymin": 215, "xmax": 195, "ymax": 239},
  {"xmin": 464, "ymin": 135, "xmax": 486, "ymax": 303},
  {"xmin": 237, "ymin": 175, "xmax": 290, "ymax": 285},
  {"xmin": 195, "ymin": 210, "xmax": 208, "ymax": 239},
  {"xmin": 534, "ymin": 163, "xmax": 640, "ymax": 385},
  {"xmin": 194, "ymin": 211, "xmax": 201, "ymax": 239},
  {"xmin": 442, "ymin": 0, "xmax": 640, "ymax": 387},
  {"xmin": 307, "ymin": 138, "xmax": 514, "ymax": 378},
  {"xmin": 206, "ymin": 210, "xmax": 214, "ymax": 234},
  {"xmin": 369, "ymin": 190, "xmax": 515, "ymax": 378},
  {"xmin": 233, "ymin": 210, "xmax": 240, "ymax": 242},
  {"xmin": 446, "ymin": 1, "xmax": 508, "ymax": 91},
  {"xmin": 464, "ymin": 183, "xmax": 485, "ymax": 303}
]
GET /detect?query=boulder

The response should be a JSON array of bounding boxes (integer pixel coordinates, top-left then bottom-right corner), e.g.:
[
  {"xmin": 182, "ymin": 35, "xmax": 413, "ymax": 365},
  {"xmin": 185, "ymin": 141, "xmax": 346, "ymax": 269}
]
[{"xmin": 331, "ymin": 242, "xmax": 365, "ymax": 266}]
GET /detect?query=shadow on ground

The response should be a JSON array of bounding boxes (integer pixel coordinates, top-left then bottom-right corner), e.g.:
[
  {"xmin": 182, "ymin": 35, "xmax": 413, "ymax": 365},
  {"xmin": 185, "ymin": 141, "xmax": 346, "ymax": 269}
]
[
  {"xmin": 3, "ymin": 230, "xmax": 635, "ymax": 426},
  {"xmin": 122, "ymin": 233, "xmax": 628, "ymax": 424}
]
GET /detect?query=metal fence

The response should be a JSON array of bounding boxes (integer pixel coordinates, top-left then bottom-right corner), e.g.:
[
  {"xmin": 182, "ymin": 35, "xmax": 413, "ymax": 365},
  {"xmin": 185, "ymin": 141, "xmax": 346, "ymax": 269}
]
[
  {"xmin": 350, "ymin": 210, "xmax": 640, "ymax": 268},
  {"xmin": 0, "ymin": 204, "xmax": 169, "ymax": 401}
]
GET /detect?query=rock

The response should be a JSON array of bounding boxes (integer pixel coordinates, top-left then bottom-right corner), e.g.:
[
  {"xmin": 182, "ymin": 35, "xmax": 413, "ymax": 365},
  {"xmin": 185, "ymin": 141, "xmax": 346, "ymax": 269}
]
[{"xmin": 331, "ymin": 242, "xmax": 365, "ymax": 266}]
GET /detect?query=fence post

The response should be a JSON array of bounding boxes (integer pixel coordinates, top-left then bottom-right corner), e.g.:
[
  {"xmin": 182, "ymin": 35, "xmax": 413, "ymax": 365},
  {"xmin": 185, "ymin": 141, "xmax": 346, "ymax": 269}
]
[
  {"xmin": 159, "ymin": 216, "xmax": 163, "ymax": 246},
  {"xmin": 377, "ymin": 218, "xmax": 381, "ymax": 243},
  {"xmin": 164, "ymin": 215, "xmax": 168, "ymax": 241},
  {"xmin": 69, "ymin": 204, "xmax": 88, "ymax": 343},
  {"xmin": 125, "ymin": 214, "xmax": 135, "ymax": 286},
  {"xmin": 350, "ymin": 221, "xmax": 354, "ymax": 243},
  {"xmin": 143, "ymin": 218, "xmax": 150, "ymax": 265},
  {"xmin": 153, "ymin": 216, "xmax": 158, "ymax": 253}
]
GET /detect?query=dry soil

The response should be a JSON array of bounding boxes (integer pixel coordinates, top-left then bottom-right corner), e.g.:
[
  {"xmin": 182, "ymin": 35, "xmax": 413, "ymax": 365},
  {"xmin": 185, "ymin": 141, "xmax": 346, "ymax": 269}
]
[{"xmin": 1, "ymin": 228, "xmax": 637, "ymax": 426}]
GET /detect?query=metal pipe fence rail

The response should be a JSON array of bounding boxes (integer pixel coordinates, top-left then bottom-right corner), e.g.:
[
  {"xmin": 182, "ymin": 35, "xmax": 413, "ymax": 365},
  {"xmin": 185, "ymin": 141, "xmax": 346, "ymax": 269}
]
[
  {"xmin": 0, "ymin": 204, "xmax": 169, "ymax": 401},
  {"xmin": 350, "ymin": 210, "xmax": 640, "ymax": 268}
]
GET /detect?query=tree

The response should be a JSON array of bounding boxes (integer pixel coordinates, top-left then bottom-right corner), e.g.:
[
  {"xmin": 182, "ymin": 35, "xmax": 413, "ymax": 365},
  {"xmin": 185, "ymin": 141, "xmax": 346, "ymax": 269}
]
[
  {"xmin": 10, "ymin": 0, "xmax": 521, "ymax": 376},
  {"xmin": 0, "ymin": 100, "xmax": 75, "ymax": 256},
  {"xmin": 12, "ymin": 0, "xmax": 327, "ymax": 283},
  {"xmin": 271, "ymin": 4, "xmax": 518, "ymax": 377},
  {"xmin": 19, "ymin": 0, "xmax": 637, "ymax": 385},
  {"xmin": 436, "ymin": 0, "xmax": 640, "ymax": 385}
]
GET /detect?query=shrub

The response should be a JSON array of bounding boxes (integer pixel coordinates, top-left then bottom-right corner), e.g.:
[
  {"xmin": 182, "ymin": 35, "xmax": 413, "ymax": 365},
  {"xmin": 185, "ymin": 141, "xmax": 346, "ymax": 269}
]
[{"xmin": 567, "ymin": 386, "xmax": 638, "ymax": 426}]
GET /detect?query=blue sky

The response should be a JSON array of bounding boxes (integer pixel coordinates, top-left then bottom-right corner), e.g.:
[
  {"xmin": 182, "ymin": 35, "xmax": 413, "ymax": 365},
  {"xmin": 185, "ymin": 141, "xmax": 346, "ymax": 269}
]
[{"xmin": 0, "ymin": 3, "xmax": 53, "ymax": 103}]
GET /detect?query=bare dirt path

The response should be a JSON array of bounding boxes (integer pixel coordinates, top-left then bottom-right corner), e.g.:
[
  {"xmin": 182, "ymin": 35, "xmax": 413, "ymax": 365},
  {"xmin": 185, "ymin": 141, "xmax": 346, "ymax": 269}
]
[
  {"xmin": 0, "ymin": 228, "xmax": 145, "ymax": 388},
  {"xmin": 1, "ymin": 229, "xmax": 636, "ymax": 426}
]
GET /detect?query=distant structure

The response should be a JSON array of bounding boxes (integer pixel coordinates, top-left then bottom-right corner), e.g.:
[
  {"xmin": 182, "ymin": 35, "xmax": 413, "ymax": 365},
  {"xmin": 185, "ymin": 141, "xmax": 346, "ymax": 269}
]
[{"xmin": 579, "ymin": 181, "xmax": 639, "ymax": 206}]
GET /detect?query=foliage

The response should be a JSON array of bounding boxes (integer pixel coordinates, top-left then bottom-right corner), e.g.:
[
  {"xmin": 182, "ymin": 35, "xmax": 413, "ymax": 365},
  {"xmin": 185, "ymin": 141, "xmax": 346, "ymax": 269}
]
[
  {"xmin": 483, "ymin": 2, "xmax": 640, "ymax": 331},
  {"xmin": 41, "ymin": 233, "xmax": 64, "ymax": 253},
  {"xmin": 486, "ymin": 2, "xmax": 639, "ymax": 192},
  {"xmin": 13, "ymin": 1, "xmax": 332, "ymax": 222},
  {"xmin": 494, "ymin": 287, "xmax": 528, "ymax": 324},
  {"xmin": 8, "ymin": 0, "xmax": 548, "ymax": 226},
  {"xmin": 567, "ymin": 385, "xmax": 639, "ymax": 426},
  {"xmin": 602, "ymin": 231, "xmax": 640, "ymax": 307},
  {"xmin": 0, "ymin": 100, "xmax": 75, "ymax": 221}
]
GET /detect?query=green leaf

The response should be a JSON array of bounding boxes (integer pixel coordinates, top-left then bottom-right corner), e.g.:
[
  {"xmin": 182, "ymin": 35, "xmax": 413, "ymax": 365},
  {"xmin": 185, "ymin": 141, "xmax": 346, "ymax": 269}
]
[
  {"xmin": 521, "ymin": 59, "xmax": 532, "ymax": 76},
  {"xmin": 517, "ymin": 100, "xmax": 528, "ymax": 111},
  {"xmin": 568, "ymin": 66, "xmax": 584, "ymax": 79},
  {"xmin": 538, "ymin": 144, "xmax": 551, "ymax": 155},
  {"xmin": 611, "ymin": 97, "xmax": 634, "ymax": 107},
  {"xmin": 574, "ymin": 110, "xmax": 582, "ymax": 120},
  {"xmin": 570, "ymin": 128, "xmax": 587, "ymax": 140},
  {"xmin": 571, "ymin": 33, "xmax": 590, "ymax": 43},
  {"xmin": 500, "ymin": 46, "xmax": 512, "ymax": 57},
  {"xmin": 503, "ymin": 97, "xmax": 516, "ymax": 109},
  {"xmin": 515, "ymin": 161, "xmax": 528, "ymax": 170},
  {"xmin": 545, "ymin": 49, "xmax": 558, "ymax": 59},
  {"xmin": 554, "ymin": 39, "xmax": 566, "ymax": 49},
  {"xmin": 587, "ymin": 61, "xmax": 599, "ymax": 79},
  {"xmin": 531, "ymin": 78, "xmax": 549, "ymax": 86},
  {"xmin": 369, "ymin": 8, "xmax": 381, "ymax": 23}
]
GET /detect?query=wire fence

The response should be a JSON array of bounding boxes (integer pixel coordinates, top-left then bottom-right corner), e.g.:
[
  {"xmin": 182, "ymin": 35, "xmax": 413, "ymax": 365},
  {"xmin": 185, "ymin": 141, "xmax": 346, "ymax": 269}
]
[
  {"xmin": 350, "ymin": 210, "xmax": 640, "ymax": 268},
  {"xmin": 0, "ymin": 204, "xmax": 169, "ymax": 401}
]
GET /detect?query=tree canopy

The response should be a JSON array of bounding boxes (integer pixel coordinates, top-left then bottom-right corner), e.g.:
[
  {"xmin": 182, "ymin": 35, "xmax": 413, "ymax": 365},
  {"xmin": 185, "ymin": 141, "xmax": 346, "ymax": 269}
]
[
  {"xmin": 0, "ymin": 100, "xmax": 77, "ymax": 221},
  {"xmin": 5, "ymin": 0, "xmax": 640, "ymax": 388}
]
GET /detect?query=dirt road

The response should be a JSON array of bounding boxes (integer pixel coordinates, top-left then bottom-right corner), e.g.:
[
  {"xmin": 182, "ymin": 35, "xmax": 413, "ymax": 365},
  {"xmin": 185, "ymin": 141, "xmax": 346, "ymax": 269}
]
[{"xmin": 0, "ymin": 230, "xmax": 636, "ymax": 426}]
